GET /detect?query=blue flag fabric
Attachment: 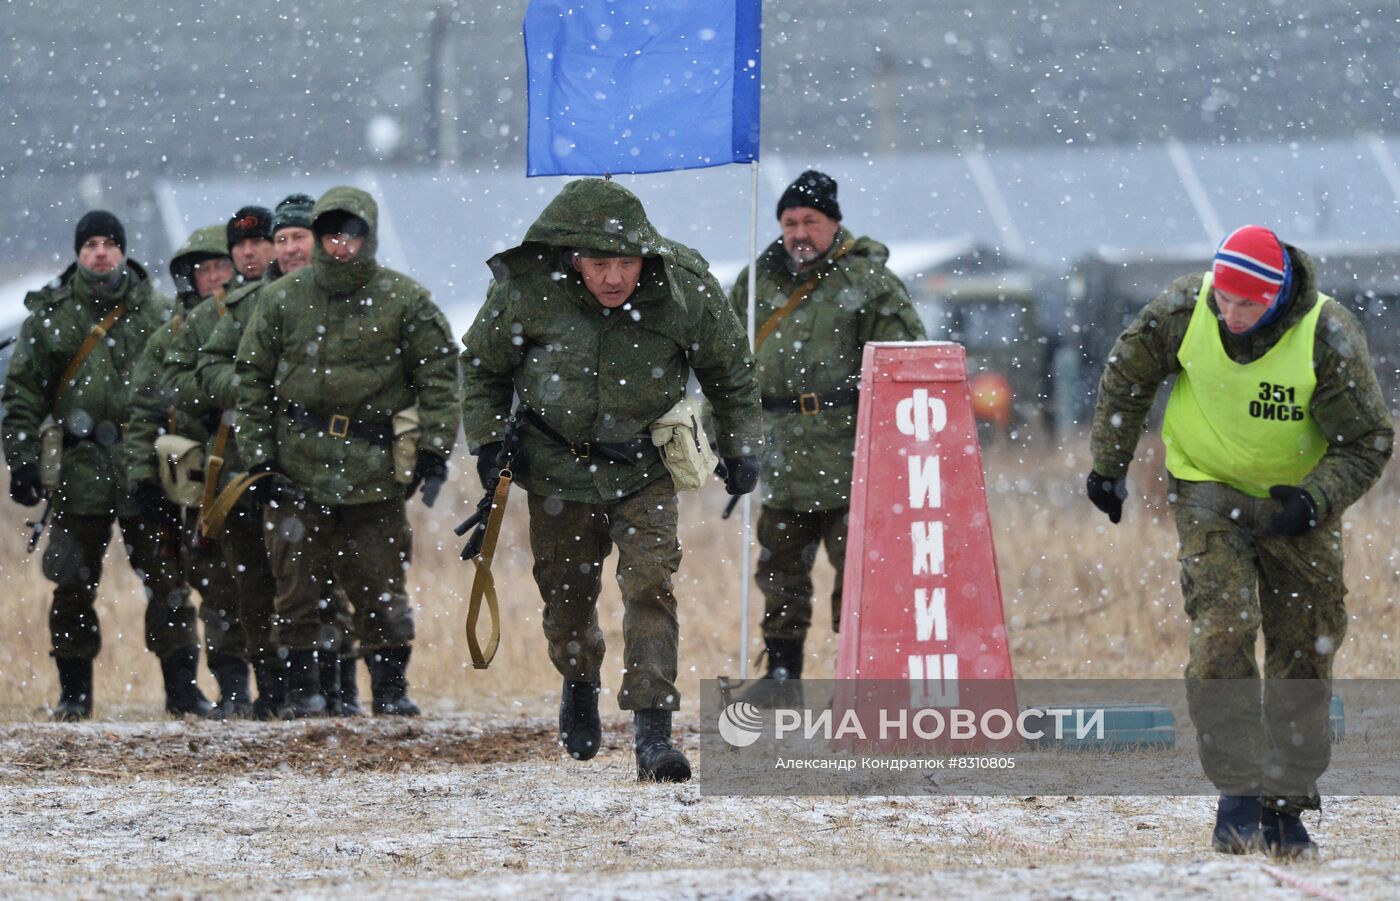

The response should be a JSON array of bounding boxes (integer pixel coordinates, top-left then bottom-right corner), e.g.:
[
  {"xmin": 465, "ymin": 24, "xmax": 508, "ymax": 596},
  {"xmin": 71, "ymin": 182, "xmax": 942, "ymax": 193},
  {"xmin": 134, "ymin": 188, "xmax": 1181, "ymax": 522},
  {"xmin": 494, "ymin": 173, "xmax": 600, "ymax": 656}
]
[{"xmin": 524, "ymin": 0, "xmax": 761, "ymax": 177}]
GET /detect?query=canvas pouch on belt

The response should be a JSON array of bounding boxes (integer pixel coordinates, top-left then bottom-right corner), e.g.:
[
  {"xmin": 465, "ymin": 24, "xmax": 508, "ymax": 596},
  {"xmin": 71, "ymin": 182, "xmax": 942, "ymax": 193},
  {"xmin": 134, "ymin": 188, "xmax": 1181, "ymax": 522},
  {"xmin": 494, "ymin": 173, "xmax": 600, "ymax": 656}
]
[
  {"xmin": 392, "ymin": 405, "xmax": 421, "ymax": 485},
  {"xmin": 155, "ymin": 433, "xmax": 206, "ymax": 507},
  {"xmin": 39, "ymin": 420, "xmax": 64, "ymax": 490},
  {"xmin": 649, "ymin": 396, "xmax": 718, "ymax": 492}
]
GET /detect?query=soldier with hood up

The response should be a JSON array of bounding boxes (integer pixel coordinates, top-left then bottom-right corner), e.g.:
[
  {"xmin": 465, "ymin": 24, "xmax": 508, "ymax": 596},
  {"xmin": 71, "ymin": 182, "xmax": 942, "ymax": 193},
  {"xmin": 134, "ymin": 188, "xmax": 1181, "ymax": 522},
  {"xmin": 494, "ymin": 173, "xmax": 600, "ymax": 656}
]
[
  {"xmin": 731, "ymin": 170, "xmax": 925, "ymax": 690},
  {"xmin": 233, "ymin": 186, "xmax": 460, "ymax": 719},
  {"xmin": 3, "ymin": 211, "xmax": 208, "ymax": 719},
  {"xmin": 460, "ymin": 178, "xmax": 762, "ymax": 782}
]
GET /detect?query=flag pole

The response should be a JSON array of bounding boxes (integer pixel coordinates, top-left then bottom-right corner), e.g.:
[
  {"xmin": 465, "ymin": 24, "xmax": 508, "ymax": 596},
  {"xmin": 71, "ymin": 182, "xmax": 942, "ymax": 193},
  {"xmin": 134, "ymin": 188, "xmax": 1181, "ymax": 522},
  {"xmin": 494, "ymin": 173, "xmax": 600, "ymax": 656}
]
[{"xmin": 739, "ymin": 159, "xmax": 759, "ymax": 681}]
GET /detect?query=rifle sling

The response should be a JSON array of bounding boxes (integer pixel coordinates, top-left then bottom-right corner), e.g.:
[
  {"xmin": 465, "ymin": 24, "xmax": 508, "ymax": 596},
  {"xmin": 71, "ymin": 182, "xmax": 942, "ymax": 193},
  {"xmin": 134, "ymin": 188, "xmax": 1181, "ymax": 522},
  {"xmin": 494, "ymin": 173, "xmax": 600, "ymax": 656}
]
[
  {"xmin": 465, "ymin": 469, "xmax": 511, "ymax": 669},
  {"xmin": 198, "ymin": 470, "xmax": 274, "ymax": 541},
  {"xmin": 751, "ymin": 240, "xmax": 855, "ymax": 351},
  {"xmin": 53, "ymin": 304, "xmax": 127, "ymax": 406},
  {"xmin": 198, "ymin": 419, "xmax": 233, "ymax": 529}
]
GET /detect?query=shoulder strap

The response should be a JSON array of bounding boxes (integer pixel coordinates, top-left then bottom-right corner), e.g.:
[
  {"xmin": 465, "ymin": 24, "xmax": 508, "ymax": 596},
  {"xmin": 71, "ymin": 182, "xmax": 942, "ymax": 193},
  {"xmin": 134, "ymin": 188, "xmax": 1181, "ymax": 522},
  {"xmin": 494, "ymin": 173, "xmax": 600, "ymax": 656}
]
[
  {"xmin": 752, "ymin": 240, "xmax": 856, "ymax": 350},
  {"xmin": 465, "ymin": 471, "xmax": 511, "ymax": 669},
  {"xmin": 53, "ymin": 304, "xmax": 127, "ymax": 405}
]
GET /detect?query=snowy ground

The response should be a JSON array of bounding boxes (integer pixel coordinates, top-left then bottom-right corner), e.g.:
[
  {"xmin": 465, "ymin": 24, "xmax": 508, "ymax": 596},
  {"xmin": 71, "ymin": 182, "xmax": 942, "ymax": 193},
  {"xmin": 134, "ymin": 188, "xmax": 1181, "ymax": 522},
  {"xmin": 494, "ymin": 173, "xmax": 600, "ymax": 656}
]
[{"xmin": 1, "ymin": 716, "xmax": 1396, "ymax": 899}]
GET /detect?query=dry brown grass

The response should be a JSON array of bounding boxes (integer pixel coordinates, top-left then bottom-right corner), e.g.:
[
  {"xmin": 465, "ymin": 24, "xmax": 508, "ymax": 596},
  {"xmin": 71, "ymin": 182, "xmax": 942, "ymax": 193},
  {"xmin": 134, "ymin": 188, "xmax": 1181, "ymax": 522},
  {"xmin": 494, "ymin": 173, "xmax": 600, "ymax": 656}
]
[{"xmin": 1, "ymin": 435, "xmax": 1396, "ymax": 720}]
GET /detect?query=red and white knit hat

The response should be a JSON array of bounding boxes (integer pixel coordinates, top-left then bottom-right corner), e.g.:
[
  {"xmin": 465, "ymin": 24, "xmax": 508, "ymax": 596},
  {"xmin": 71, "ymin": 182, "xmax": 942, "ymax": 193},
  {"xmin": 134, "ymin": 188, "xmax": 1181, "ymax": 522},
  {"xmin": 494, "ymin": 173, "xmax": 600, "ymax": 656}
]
[{"xmin": 1213, "ymin": 225, "xmax": 1290, "ymax": 306}]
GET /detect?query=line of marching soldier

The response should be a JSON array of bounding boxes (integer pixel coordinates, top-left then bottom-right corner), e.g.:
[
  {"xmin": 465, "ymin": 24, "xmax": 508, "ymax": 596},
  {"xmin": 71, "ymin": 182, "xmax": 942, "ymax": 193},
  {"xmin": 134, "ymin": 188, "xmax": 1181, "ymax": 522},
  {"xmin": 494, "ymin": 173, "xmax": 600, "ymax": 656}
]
[{"xmin": 2, "ymin": 173, "xmax": 922, "ymax": 784}]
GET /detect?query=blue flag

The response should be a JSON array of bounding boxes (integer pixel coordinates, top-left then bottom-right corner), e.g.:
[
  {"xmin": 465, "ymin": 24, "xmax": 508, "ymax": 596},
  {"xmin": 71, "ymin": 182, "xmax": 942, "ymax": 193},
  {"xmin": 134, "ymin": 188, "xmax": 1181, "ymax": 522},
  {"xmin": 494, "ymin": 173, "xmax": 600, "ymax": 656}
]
[{"xmin": 524, "ymin": 0, "xmax": 761, "ymax": 177}]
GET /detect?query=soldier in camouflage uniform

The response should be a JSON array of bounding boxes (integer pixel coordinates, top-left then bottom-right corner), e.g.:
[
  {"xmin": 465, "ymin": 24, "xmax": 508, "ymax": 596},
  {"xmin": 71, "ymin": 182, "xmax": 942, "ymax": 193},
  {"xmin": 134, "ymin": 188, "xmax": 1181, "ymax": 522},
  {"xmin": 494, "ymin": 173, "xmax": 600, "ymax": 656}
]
[
  {"xmin": 196, "ymin": 193, "xmax": 364, "ymax": 719},
  {"xmin": 731, "ymin": 170, "xmax": 925, "ymax": 685},
  {"xmin": 125, "ymin": 224, "xmax": 238, "ymax": 718},
  {"xmin": 234, "ymin": 186, "xmax": 459, "ymax": 718},
  {"xmin": 3, "ymin": 211, "xmax": 209, "ymax": 719},
  {"xmin": 461, "ymin": 178, "xmax": 762, "ymax": 781},
  {"xmin": 1088, "ymin": 226, "xmax": 1393, "ymax": 858},
  {"xmin": 226, "ymin": 205, "xmax": 275, "ymax": 286}
]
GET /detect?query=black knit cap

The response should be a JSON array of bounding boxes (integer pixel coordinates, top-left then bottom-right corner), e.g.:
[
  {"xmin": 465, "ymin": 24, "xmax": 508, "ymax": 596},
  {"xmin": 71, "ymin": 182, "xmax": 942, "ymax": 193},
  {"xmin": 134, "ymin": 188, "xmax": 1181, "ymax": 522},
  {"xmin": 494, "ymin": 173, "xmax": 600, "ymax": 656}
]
[
  {"xmin": 776, "ymin": 170, "xmax": 841, "ymax": 221},
  {"xmin": 227, "ymin": 205, "xmax": 274, "ymax": 246},
  {"xmin": 271, "ymin": 193, "xmax": 316, "ymax": 234},
  {"xmin": 74, "ymin": 210, "xmax": 126, "ymax": 254}
]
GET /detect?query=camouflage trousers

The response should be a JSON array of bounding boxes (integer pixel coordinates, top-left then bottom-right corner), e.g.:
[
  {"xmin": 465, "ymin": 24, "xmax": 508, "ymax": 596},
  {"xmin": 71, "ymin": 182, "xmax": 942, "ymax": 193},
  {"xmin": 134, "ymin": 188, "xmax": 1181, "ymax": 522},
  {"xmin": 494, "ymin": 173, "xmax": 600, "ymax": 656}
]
[
  {"xmin": 756, "ymin": 505, "xmax": 848, "ymax": 642},
  {"xmin": 527, "ymin": 477, "xmax": 682, "ymax": 711},
  {"xmin": 42, "ymin": 512, "xmax": 198, "ymax": 660},
  {"xmin": 182, "ymin": 511, "xmax": 244, "ymax": 659},
  {"xmin": 221, "ymin": 504, "xmax": 355, "ymax": 663},
  {"xmin": 263, "ymin": 498, "xmax": 414, "ymax": 652},
  {"xmin": 1172, "ymin": 479, "xmax": 1347, "ymax": 815}
]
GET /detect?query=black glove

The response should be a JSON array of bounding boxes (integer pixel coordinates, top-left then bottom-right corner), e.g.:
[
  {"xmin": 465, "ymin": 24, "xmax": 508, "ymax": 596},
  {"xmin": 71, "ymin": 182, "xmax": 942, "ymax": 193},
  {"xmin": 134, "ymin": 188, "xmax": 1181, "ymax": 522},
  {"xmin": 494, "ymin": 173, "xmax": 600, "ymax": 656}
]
[
  {"xmin": 1086, "ymin": 471, "xmax": 1126, "ymax": 524},
  {"xmin": 721, "ymin": 454, "xmax": 760, "ymax": 496},
  {"xmin": 407, "ymin": 450, "xmax": 448, "ymax": 508},
  {"xmin": 1263, "ymin": 485, "xmax": 1318, "ymax": 537},
  {"xmin": 245, "ymin": 462, "xmax": 306, "ymax": 508},
  {"xmin": 133, "ymin": 480, "xmax": 180, "ymax": 528},
  {"xmin": 9, "ymin": 462, "xmax": 43, "ymax": 507},
  {"xmin": 475, "ymin": 442, "xmax": 504, "ymax": 489}
]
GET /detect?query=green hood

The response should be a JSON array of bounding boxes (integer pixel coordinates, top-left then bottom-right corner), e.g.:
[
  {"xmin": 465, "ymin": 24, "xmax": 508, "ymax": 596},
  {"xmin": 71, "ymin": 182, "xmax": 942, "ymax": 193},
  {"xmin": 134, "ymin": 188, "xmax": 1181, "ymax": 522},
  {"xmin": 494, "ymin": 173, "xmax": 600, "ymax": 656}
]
[
  {"xmin": 311, "ymin": 185, "xmax": 379, "ymax": 294},
  {"xmin": 522, "ymin": 179, "xmax": 669, "ymax": 257},
  {"xmin": 169, "ymin": 224, "xmax": 230, "ymax": 302},
  {"xmin": 497, "ymin": 178, "xmax": 711, "ymax": 310},
  {"xmin": 171, "ymin": 224, "xmax": 230, "ymax": 271}
]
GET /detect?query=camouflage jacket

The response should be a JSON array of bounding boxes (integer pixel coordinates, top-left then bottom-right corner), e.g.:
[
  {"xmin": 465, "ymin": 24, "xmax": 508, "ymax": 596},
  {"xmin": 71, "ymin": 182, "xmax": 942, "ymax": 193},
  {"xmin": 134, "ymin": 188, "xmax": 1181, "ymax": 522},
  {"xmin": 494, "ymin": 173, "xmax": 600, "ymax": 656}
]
[
  {"xmin": 460, "ymin": 178, "xmax": 761, "ymax": 504},
  {"xmin": 193, "ymin": 263, "xmax": 281, "ymax": 480},
  {"xmin": 234, "ymin": 186, "xmax": 460, "ymax": 505},
  {"xmin": 2, "ymin": 260, "xmax": 174, "ymax": 516},
  {"xmin": 125, "ymin": 225, "xmax": 230, "ymax": 491},
  {"xmin": 1090, "ymin": 246, "xmax": 1394, "ymax": 522},
  {"xmin": 731, "ymin": 229, "xmax": 925, "ymax": 512}
]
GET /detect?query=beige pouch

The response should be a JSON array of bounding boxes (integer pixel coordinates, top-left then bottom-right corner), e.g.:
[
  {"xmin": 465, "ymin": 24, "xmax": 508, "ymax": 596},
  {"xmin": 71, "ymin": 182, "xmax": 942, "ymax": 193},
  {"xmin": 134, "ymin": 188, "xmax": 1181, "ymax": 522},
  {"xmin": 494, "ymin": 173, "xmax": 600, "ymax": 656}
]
[
  {"xmin": 392, "ymin": 406, "xmax": 421, "ymax": 485},
  {"xmin": 39, "ymin": 420, "xmax": 64, "ymax": 490},
  {"xmin": 650, "ymin": 396, "xmax": 718, "ymax": 492},
  {"xmin": 155, "ymin": 433, "xmax": 206, "ymax": 507}
]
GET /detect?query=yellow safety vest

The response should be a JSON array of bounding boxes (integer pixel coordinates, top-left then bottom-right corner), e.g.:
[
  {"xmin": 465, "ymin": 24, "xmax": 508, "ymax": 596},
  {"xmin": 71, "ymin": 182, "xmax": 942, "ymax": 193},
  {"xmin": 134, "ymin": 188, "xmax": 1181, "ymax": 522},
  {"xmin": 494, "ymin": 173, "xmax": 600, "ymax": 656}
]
[{"xmin": 1162, "ymin": 273, "xmax": 1329, "ymax": 497}]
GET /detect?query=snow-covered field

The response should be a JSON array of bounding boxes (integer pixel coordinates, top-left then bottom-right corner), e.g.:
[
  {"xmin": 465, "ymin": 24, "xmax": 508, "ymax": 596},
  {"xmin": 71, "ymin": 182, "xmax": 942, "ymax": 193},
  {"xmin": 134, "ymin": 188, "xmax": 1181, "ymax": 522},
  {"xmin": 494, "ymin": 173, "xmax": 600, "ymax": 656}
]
[{"xmin": 1, "ymin": 715, "xmax": 1396, "ymax": 899}]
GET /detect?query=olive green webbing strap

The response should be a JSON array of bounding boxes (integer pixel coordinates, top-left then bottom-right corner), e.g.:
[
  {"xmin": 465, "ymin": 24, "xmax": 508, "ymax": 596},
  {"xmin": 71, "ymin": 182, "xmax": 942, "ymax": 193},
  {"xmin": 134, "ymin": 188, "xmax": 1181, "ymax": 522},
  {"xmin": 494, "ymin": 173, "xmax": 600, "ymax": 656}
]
[
  {"xmin": 466, "ymin": 470, "xmax": 512, "ymax": 669},
  {"xmin": 197, "ymin": 470, "xmax": 275, "ymax": 541},
  {"xmin": 197, "ymin": 420, "xmax": 234, "ymax": 531},
  {"xmin": 751, "ymin": 240, "xmax": 855, "ymax": 351},
  {"xmin": 52, "ymin": 304, "xmax": 127, "ymax": 406}
]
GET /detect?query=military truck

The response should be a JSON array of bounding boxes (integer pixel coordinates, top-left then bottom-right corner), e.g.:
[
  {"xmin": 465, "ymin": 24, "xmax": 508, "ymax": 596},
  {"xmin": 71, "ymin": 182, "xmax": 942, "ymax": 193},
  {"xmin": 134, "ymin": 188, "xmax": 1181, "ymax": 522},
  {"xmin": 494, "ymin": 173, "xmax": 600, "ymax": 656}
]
[{"xmin": 894, "ymin": 240, "xmax": 1070, "ymax": 441}]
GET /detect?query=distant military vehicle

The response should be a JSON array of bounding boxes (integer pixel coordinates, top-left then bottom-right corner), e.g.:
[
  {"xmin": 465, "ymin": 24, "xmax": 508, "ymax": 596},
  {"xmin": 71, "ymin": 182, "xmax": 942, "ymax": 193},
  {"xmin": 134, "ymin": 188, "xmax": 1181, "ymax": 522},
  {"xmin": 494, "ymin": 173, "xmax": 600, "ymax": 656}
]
[{"xmin": 892, "ymin": 240, "xmax": 1069, "ymax": 441}]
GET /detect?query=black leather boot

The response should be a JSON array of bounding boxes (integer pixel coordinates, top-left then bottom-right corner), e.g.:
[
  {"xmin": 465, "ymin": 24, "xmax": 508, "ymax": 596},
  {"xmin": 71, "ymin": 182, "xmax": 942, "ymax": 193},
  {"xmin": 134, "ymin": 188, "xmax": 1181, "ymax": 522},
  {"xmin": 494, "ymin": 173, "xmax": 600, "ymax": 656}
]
[
  {"xmin": 318, "ymin": 652, "xmax": 343, "ymax": 717},
  {"xmin": 742, "ymin": 637, "xmax": 805, "ymax": 707},
  {"xmin": 1261, "ymin": 806, "xmax": 1320, "ymax": 860},
  {"xmin": 633, "ymin": 709, "xmax": 691, "ymax": 783},
  {"xmin": 280, "ymin": 648, "xmax": 328, "ymax": 719},
  {"xmin": 207, "ymin": 651, "xmax": 253, "ymax": 720},
  {"xmin": 52, "ymin": 657, "xmax": 93, "ymax": 722},
  {"xmin": 160, "ymin": 647, "xmax": 215, "ymax": 718},
  {"xmin": 338, "ymin": 655, "xmax": 363, "ymax": 716},
  {"xmin": 251, "ymin": 654, "xmax": 287, "ymax": 721},
  {"xmin": 368, "ymin": 646, "xmax": 420, "ymax": 716},
  {"xmin": 559, "ymin": 678, "xmax": 602, "ymax": 760},
  {"xmin": 1211, "ymin": 795, "xmax": 1263, "ymax": 854}
]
